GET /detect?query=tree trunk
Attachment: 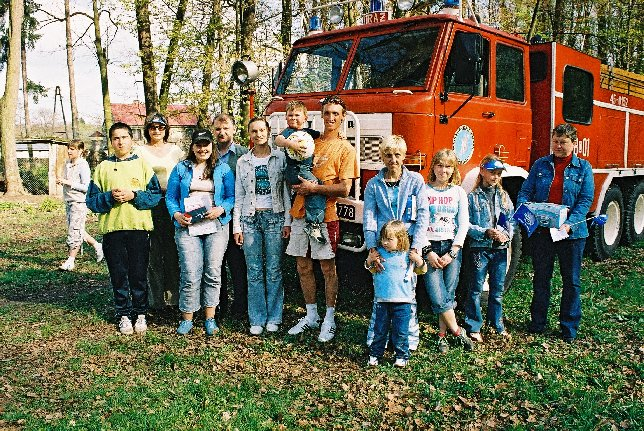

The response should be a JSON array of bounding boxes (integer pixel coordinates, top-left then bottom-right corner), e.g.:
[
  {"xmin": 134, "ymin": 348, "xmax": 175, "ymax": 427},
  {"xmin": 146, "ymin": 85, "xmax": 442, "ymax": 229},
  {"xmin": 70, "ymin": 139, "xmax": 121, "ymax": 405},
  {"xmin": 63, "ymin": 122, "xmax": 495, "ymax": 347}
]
[
  {"xmin": 20, "ymin": 38, "xmax": 30, "ymax": 137},
  {"xmin": 65, "ymin": 0, "xmax": 79, "ymax": 139},
  {"xmin": 238, "ymin": 0, "xmax": 257, "ymax": 133},
  {"xmin": 553, "ymin": 0, "xmax": 565, "ymax": 43},
  {"xmin": 159, "ymin": 0, "xmax": 188, "ymax": 112},
  {"xmin": 1, "ymin": 0, "xmax": 27, "ymax": 195},
  {"xmin": 135, "ymin": 0, "xmax": 158, "ymax": 115},
  {"xmin": 92, "ymin": 0, "xmax": 112, "ymax": 136},
  {"xmin": 198, "ymin": 0, "xmax": 221, "ymax": 127},
  {"xmin": 280, "ymin": 0, "xmax": 291, "ymax": 57}
]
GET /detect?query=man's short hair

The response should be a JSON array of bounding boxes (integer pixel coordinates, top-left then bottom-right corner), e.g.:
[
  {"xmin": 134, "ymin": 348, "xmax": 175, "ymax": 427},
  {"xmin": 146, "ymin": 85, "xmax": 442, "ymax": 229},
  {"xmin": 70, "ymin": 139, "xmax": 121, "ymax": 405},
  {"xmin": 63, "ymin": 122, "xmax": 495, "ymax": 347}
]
[
  {"xmin": 109, "ymin": 122, "xmax": 133, "ymax": 140},
  {"xmin": 212, "ymin": 113, "xmax": 236, "ymax": 127},
  {"xmin": 552, "ymin": 123, "xmax": 577, "ymax": 142},
  {"xmin": 286, "ymin": 101, "xmax": 307, "ymax": 115},
  {"xmin": 320, "ymin": 95, "xmax": 347, "ymax": 115}
]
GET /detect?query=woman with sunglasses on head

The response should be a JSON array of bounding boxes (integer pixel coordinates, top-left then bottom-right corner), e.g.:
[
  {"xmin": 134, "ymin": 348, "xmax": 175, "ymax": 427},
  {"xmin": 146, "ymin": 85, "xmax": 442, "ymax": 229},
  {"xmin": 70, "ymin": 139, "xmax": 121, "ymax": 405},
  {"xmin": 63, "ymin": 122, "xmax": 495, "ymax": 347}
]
[{"xmin": 134, "ymin": 112, "xmax": 184, "ymax": 311}]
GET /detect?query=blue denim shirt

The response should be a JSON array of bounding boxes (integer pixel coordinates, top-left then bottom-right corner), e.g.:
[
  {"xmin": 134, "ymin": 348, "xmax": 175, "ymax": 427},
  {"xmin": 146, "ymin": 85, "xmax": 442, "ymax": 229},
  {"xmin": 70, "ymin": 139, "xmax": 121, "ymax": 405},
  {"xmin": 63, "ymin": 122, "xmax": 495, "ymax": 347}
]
[
  {"xmin": 517, "ymin": 153, "xmax": 594, "ymax": 239},
  {"xmin": 468, "ymin": 186, "xmax": 515, "ymax": 248},
  {"xmin": 166, "ymin": 159, "xmax": 235, "ymax": 228},
  {"xmin": 363, "ymin": 167, "xmax": 429, "ymax": 251},
  {"xmin": 233, "ymin": 148, "xmax": 292, "ymax": 234}
]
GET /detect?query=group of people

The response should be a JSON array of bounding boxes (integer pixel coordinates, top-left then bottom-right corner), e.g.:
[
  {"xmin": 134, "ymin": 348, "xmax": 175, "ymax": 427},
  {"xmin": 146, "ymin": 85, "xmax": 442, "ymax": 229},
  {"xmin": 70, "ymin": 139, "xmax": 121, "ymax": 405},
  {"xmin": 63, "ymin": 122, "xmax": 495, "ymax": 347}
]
[{"xmin": 58, "ymin": 94, "xmax": 593, "ymax": 367}]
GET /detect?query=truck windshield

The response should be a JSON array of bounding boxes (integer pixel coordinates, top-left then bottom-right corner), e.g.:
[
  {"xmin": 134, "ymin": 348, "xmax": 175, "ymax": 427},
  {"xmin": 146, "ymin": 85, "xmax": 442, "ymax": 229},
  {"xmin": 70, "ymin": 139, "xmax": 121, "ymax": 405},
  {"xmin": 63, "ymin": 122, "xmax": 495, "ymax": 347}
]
[
  {"xmin": 276, "ymin": 40, "xmax": 353, "ymax": 94},
  {"xmin": 344, "ymin": 27, "xmax": 439, "ymax": 90}
]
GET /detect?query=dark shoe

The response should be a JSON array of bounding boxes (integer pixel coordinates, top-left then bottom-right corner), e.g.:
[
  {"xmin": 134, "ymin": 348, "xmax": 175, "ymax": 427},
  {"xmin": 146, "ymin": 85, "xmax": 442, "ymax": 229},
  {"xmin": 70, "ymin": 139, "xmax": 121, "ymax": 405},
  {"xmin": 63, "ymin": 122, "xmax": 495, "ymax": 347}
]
[
  {"xmin": 563, "ymin": 335, "xmax": 575, "ymax": 344},
  {"xmin": 456, "ymin": 327, "xmax": 474, "ymax": 351},
  {"xmin": 527, "ymin": 325, "xmax": 545, "ymax": 334}
]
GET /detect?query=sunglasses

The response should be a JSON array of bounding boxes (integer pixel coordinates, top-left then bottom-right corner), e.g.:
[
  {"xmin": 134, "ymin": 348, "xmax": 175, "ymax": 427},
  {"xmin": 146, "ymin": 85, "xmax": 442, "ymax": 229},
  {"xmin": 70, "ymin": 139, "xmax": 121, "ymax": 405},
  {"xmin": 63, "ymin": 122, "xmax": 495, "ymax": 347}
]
[{"xmin": 149, "ymin": 125, "xmax": 166, "ymax": 131}]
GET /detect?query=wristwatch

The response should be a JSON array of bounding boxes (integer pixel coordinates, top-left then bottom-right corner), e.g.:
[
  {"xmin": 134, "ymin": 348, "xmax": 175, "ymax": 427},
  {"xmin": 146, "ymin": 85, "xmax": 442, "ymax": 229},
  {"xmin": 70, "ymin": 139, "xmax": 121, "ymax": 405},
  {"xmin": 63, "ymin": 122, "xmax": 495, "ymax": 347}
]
[{"xmin": 448, "ymin": 249, "xmax": 458, "ymax": 259}]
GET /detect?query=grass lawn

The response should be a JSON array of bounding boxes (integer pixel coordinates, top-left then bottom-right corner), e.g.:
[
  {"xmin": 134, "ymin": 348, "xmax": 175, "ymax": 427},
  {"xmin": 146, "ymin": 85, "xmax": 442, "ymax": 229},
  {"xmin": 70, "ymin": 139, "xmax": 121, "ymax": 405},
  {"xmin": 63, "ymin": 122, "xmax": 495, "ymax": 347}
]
[{"xmin": 0, "ymin": 197, "xmax": 642, "ymax": 430}]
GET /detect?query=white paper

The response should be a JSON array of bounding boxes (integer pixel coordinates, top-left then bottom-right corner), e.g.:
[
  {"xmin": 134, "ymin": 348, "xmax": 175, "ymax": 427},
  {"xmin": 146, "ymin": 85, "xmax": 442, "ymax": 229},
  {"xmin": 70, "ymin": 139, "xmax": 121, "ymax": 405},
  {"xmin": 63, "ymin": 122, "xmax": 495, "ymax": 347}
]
[
  {"xmin": 550, "ymin": 227, "xmax": 569, "ymax": 242},
  {"xmin": 184, "ymin": 194, "xmax": 218, "ymax": 236}
]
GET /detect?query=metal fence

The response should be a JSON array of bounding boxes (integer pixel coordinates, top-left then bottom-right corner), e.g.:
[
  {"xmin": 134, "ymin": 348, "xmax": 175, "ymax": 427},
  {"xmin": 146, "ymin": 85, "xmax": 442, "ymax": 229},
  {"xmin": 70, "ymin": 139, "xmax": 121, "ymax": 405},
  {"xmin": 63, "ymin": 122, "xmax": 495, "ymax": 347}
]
[{"xmin": 18, "ymin": 158, "xmax": 50, "ymax": 195}]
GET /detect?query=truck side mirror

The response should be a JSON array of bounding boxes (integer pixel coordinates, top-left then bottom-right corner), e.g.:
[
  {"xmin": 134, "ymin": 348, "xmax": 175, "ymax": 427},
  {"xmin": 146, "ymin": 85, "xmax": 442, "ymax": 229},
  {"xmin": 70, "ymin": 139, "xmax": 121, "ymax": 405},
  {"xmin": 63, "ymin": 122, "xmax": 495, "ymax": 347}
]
[
  {"xmin": 272, "ymin": 62, "xmax": 283, "ymax": 93},
  {"xmin": 446, "ymin": 33, "xmax": 483, "ymax": 87}
]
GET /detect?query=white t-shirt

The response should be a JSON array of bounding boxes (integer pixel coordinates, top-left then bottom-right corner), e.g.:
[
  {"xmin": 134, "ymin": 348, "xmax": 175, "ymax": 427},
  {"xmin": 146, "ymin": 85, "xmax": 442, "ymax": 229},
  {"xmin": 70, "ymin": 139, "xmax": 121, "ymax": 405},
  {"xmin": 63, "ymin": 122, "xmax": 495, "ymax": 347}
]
[
  {"xmin": 252, "ymin": 154, "xmax": 273, "ymax": 209},
  {"xmin": 426, "ymin": 184, "xmax": 469, "ymax": 246}
]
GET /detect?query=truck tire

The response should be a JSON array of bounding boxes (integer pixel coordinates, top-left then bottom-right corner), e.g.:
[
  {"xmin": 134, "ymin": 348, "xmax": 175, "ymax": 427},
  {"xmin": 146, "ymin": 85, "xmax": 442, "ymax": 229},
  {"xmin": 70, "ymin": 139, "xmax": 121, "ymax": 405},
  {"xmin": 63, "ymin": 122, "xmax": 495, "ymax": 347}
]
[
  {"xmin": 589, "ymin": 186, "xmax": 624, "ymax": 261},
  {"xmin": 622, "ymin": 182, "xmax": 644, "ymax": 245}
]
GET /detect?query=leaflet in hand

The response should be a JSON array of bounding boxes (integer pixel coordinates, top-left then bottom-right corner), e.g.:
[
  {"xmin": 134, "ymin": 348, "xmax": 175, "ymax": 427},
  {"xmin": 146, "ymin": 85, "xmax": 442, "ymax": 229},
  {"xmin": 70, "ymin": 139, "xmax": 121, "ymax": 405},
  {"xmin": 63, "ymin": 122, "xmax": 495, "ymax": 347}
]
[{"xmin": 184, "ymin": 194, "xmax": 218, "ymax": 236}]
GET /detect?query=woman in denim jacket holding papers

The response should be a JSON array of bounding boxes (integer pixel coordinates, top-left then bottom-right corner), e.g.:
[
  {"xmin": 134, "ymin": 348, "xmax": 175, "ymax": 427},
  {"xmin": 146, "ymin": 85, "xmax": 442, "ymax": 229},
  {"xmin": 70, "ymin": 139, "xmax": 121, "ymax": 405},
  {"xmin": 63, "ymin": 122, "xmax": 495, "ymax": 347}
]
[
  {"xmin": 517, "ymin": 123, "xmax": 594, "ymax": 343},
  {"xmin": 166, "ymin": 129, "xmax": 235, "ymax": 336}
]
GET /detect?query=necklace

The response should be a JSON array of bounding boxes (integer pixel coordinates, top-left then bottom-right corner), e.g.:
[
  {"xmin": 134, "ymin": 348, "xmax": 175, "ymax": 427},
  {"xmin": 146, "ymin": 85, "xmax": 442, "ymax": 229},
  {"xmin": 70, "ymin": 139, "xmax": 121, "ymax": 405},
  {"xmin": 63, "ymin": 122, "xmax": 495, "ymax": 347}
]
[{"xmin": 384, "ymin": 179, "xmax": 400, "ymax": 188}]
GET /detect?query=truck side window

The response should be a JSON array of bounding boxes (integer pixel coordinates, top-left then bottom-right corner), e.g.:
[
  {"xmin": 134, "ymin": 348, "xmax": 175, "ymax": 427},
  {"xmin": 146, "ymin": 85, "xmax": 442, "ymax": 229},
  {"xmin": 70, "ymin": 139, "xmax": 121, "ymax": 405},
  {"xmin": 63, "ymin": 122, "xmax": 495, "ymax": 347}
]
[
  {"xmin": 444, "ymin": 32, "xmax": 489, "ymax": 96},
  {"xmin": 496, "ymin": 44, "xmax": 525, "ymax": 101},
  {"xmin": 563, "ymin": 66, "xmax": 593, "ymax": 124}
]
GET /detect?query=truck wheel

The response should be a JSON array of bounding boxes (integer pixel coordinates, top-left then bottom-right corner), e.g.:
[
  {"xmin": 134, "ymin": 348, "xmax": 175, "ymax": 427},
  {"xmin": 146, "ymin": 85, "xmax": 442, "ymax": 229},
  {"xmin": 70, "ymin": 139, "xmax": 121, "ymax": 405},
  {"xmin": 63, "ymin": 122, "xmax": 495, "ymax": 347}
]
[
  {"xmin": 589, "ymin": 186, "xmax": 624, "ymax": 261},
  {"xmin": 503, "ymin": 228, "xmax": 523, "ymax": 292},
  {"xmin": 622, "ymin": 182, "xmax": 644, "ymax": 245}
]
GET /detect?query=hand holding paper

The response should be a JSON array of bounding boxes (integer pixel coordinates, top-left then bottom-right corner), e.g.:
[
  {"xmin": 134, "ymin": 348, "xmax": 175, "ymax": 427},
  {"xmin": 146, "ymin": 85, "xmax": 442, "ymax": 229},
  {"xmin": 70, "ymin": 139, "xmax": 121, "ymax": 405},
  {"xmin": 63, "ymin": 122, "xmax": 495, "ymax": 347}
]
[{"xmin": 550, "ymin": 226, "xmax": 570, "ymax": 242}]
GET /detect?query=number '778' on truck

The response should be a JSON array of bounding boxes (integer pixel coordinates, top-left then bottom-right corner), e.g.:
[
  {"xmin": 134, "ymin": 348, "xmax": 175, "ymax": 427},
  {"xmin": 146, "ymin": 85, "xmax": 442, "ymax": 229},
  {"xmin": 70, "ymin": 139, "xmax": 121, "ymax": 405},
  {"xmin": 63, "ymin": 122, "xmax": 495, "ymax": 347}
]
[{"xmin": 264, "ymin": 7, "xmax": 644, "ymax": 262}]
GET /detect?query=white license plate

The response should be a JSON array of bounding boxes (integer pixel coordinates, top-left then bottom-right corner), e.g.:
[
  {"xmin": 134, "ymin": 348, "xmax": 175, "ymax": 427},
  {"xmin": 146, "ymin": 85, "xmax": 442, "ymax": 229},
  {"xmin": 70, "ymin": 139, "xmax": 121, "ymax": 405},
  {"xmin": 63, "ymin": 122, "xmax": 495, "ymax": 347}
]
[{"xmin": 336, "ymin": 202, "xmax": 355, "ymax": 220}]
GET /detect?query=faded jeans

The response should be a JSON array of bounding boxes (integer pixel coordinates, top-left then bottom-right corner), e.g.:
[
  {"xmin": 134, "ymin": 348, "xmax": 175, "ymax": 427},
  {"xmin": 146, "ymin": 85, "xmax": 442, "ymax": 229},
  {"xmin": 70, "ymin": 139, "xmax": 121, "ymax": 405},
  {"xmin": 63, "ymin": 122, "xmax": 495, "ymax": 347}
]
[
  {"xmin": 367, "ymin": 301, "xmax": 419, "ymax": 350},
  {"xmin": 175, "ymin": 222, "xmax": 229, "ymax": 314},
  {"xmin": 464, "ymin": 248, "xmax": 507, "ymax": 333},
  {"xmin": 424, "ymin": 240, "xmax": 462, "ymax": 314},
  {"xmin": 241, "ymin": 210, "xmax": 285, "ymax": 327}
]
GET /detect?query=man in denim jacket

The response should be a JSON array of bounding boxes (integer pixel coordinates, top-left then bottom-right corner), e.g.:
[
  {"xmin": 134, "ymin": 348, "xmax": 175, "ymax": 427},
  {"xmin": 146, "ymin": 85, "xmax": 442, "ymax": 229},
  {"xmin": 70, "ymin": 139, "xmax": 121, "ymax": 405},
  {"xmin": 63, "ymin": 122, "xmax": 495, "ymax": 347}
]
[{"xmin": 517, "ymin": 123, "xmax": 594, "ymax": 343}]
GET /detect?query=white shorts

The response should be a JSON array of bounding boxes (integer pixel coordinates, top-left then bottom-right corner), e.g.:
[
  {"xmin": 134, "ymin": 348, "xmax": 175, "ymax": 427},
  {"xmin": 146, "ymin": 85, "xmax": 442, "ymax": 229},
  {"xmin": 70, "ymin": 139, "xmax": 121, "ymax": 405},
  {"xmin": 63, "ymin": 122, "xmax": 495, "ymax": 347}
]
[{"xmin": 285, "ymin": 217, "xmax": 335, "ymax": 260}]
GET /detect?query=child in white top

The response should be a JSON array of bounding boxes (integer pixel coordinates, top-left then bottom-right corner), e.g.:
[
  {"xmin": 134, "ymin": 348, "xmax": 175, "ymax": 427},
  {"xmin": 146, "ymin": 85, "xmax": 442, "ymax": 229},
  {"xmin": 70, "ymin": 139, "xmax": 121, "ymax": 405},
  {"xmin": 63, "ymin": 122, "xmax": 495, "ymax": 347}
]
[
  {"xmin": 56, "ymin": 140, "xmax": 103, "ymax": 271},
  {"xmin": 364, "ymin": 220, "xmax": 426, "ymax": 368}
]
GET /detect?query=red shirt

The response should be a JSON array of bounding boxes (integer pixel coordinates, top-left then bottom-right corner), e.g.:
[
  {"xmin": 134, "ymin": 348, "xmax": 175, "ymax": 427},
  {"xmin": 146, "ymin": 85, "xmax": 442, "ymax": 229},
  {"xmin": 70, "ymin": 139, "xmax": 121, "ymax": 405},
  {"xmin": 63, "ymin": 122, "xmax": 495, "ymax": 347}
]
[{"xmin": 548, "ymin": 153, "xmax": 573, "ymax": 204}]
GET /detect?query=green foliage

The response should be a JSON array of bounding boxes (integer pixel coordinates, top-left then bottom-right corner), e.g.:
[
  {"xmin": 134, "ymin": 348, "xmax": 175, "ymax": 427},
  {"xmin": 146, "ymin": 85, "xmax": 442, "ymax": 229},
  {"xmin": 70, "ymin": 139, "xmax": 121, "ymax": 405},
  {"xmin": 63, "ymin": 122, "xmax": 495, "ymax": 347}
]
[{"xmin": 0, "ymin": 198, "xmax": 642, "ymax": 430}]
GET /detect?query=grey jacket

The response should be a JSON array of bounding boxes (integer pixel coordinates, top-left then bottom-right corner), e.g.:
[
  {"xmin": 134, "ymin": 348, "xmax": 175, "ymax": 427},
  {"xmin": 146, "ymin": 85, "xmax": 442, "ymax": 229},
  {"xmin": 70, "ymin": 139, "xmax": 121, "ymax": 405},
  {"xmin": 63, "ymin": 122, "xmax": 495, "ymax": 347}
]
[{"xmin": 233, "ymin": 148, "xmax": 292, "ymax": 234}]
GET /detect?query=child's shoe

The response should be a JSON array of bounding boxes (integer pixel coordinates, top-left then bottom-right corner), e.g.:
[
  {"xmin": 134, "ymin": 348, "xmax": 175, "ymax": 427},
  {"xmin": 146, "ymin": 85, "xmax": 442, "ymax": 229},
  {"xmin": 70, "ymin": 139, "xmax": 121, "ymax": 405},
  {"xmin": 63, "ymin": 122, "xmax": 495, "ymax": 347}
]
[
  {"xmin": 59, "ymin": 259, "xmax": 75, "ymax": 271},
  {"xmin": 368, "ymin": 356, "xmax": 379, "ymax": 366},
  {"xmin": 177, "ymin": 319, "xmax": 193, "ymax": 335},
  {"xmin": 250, "ymin": 325, "xmax": 263, "ymax": 335},
  {"xmin": 456, "ymin": 327, "xmax": 475, "ymax": 351},
  {"xmin": 134, "ymin": 315, "xmax": 147, "ymax": 333},
  {"xmin": 469, "ymin": 332, "xmax": 484, "ymax": 343},
  {"xmin": 266, "ymin": 323, "xmax": 279, "ymax": 332},
  {"xmin": 95, "ymin": 243, "xmax": 104, "ymax": 263},
  {"xmin": 394, "ymin": 358, "xmax": 408, "ymax": 368},
  {"xmin": 119, "ymin": 316, "xmax": 133, "ymax": 335},
  {"xmin": 204, "ymin": 318, "xmax": 219, "ymax": 336}
]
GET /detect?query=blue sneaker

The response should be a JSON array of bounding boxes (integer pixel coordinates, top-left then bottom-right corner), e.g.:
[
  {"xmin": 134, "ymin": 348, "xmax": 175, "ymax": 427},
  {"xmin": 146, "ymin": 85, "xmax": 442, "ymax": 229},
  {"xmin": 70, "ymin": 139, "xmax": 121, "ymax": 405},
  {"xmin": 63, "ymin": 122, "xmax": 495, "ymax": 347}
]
[
  {"xmin": 204, "ymin": 318, "xmax": 219, "ymax": 336},
  {"xmin": 177, "ymin": 320, "xmax": 193, "ymax": 335}
]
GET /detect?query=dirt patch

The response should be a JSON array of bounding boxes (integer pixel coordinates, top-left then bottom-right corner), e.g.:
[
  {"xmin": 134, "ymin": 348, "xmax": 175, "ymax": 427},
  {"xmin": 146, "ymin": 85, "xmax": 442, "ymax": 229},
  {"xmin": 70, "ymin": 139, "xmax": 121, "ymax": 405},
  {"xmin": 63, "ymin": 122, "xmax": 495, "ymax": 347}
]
[{"xmin": 0, "ymin": 194, "xmax": 62, "ymax": 204}]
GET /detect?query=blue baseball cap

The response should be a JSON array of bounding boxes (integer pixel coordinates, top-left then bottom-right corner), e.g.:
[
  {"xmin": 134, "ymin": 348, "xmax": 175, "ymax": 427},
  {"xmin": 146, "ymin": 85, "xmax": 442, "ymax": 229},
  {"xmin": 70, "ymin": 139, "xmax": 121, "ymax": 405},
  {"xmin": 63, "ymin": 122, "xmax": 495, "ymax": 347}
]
[{"xmin": 482, "ymin": 159, "xmax": 506, "ymax": 171}]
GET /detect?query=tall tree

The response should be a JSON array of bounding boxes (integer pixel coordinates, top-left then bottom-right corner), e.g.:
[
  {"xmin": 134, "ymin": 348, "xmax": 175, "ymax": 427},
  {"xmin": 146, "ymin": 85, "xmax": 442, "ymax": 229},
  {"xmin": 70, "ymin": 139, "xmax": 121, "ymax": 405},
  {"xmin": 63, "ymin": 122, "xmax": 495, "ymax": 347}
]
[
  {"xmin": 134, "ymin": 0, "xmax": 158, "ymax": 114},
  {"xmin": 158, "ymin": 0, "xmax": 188, "ymax": 112},
  {"xmin": 237, "ymin": 0, "xmax": 257, "ymax": 131},
  {"xmin": 64, "ymin": 0, "xmax": 79, "ymax": 138},
  {"xmin": 92, "ymin": 0, "xmax": 112, "ymax": 133},
  {"xmin": 279, "ymin": 0, "xmax": 291, "ymax": 57},
  {"xmin": 0, "ymin": 0, "xmax": 27, "ymax": 195},
  {"xmin": 198, "ymin": 0, "xmax": 222, "ymax": 127}
]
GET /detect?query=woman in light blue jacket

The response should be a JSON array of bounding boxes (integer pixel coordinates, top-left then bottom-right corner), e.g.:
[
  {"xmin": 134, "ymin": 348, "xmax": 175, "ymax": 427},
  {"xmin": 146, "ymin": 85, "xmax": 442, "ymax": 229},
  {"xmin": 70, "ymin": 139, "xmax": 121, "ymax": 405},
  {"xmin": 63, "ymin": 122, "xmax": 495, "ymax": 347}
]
[
  {"xmin": 166, "ymin": 129, "xmax": 235, "ymax": 336},
  {"xmin": 362, "ymin": 135, "xmax": 429, "ymax": 351},
  {"xmin": 233, "ymin": 117, "xmax": 291, "ymax": 335}
]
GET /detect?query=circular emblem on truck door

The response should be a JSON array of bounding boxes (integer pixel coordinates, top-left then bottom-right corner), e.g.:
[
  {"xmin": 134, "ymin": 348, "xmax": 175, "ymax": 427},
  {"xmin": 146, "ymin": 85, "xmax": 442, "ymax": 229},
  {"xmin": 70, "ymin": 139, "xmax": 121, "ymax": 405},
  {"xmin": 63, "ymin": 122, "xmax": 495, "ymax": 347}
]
[{"xmin": 452, "ymin": 125, "xmax": 475, "ymax": 163}]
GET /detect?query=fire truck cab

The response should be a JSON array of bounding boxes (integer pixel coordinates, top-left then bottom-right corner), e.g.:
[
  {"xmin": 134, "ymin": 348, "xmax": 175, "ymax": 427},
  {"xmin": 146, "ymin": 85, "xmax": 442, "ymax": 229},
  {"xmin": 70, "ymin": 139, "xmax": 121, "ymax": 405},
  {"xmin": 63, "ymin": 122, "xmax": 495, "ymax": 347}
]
[{"xmin": 264, "ymin": 7, "xmax": 644, "ymax": 264}]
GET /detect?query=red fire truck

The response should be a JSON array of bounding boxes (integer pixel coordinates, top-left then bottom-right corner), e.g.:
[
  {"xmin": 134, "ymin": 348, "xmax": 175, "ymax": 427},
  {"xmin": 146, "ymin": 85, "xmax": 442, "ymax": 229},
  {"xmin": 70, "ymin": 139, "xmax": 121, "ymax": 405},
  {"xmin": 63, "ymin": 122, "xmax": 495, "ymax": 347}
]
[{"xmin": 260, "ymin": 4, "xmax": 644, "ymax": 272}]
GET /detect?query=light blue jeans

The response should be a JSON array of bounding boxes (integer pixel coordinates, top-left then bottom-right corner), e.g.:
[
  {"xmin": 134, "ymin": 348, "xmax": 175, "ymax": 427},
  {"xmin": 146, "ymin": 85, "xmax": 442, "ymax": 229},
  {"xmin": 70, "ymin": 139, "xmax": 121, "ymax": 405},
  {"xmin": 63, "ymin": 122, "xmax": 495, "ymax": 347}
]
[
  {"xmin": 424, "ymin": 240, "xmax": 462, "ymax": 314},
  {"xmin": 241, "ymin": 211, "xmax": 285, "ymax": 327},
  {"xmin": 175, "ymin": 222, "xmax": 229, "ymax": 314},
  {"xmin": 464, "ymin": 248, "xmax": 507, "ymax": 333}
]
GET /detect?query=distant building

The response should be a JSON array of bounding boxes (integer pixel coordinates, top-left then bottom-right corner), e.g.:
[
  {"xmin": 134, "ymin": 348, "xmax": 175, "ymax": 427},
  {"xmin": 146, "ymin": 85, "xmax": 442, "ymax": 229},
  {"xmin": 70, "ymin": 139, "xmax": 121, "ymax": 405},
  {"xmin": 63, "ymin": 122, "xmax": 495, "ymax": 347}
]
[{"xmin": 111, "ymin": 101, "xmax": 198, "ymax": 149}]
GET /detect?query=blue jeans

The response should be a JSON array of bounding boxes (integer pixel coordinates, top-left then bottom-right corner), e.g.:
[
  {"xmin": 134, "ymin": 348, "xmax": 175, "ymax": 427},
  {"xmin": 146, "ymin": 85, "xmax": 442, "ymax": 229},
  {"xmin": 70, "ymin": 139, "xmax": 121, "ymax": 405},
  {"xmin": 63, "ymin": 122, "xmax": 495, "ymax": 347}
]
[
  {"xmin": 367, "ymin": 301, "xmax": 419, "ymax": 350},
  {"xmin": 286, "ymin": 156, "xmax": 325, "ymax": 224},
  {"xmin": 529, "ymin": 229, "xmax": 585, "ymax": 339},
  {"xmin": 424, "ymin": 240, "xmax": 462, "ymax": 314},
  {"xmin": 465, "ymin": 248, "xmax": 507, "ymax": 333},
  {"xmin": 370, "ymin": 302, "xmax": 411, "ymax": 360},
  {"xmin": 175, "ymin": 223, "xmax": 228, "ymax": 314},
  {"xmin": 241, "ymin": 211, "xmax": 285, "ymax": 327},
  {"xmin": 103, "ymin": 230, "xmax": 150, "ymax": 319}
]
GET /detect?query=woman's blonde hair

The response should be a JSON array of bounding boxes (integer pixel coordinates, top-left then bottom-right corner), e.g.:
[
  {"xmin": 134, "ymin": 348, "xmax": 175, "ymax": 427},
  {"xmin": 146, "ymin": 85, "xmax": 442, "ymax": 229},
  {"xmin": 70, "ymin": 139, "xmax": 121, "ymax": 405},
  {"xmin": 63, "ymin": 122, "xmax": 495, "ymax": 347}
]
[
  {"xmin": 379, "ymin": 220, "xmax": 410, "ymax": 251},
  {"xmin": 428, "ymin": 148, "xmax": 461, "ymax": 185},
  {"xmin": 379, "ymin": 135, "xmax": 407, "ymax": 156},
  {"xmin": 475, "ymin": 154, "xmax": 511, "ymax": 209}
]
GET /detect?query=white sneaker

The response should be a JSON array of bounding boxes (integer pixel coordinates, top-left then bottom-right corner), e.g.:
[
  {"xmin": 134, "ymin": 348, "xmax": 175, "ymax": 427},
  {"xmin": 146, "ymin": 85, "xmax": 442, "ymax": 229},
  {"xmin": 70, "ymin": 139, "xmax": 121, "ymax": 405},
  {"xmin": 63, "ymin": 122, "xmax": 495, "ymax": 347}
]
[
  {"xmin": 266, "ymin": 323, "xmax": 279, "ymax": 332},
  {"xmin": 250, "ymin": 325, "xmax": 263, "ymax": 335},
  {"xmin": 59, "ymin": 259, "xmax": 75, "ymax": 271},
  {"xmin": 394, "ymin": 358, "xmax": 408, "ymax": 368},
  {"xmin": 95, "ymin": 243, "xmax": 104, "ymax": 263},
  {"xmin": 318, "ymin": 320, "xmax": 336, "ymax": 342},
  {"xmin": 368, "ymin": 356, "xmax": 379, "ymax": 366},
  {"xmin": 134, "ymin": 315, "xmax": 147, "ymax": 333},
  {"xmin": 119, "ymin": 316, "xmax": 133, "ymax": 335},
  {"xmin": 287, "ymin": 316, "xmax": 320, "ymax": 335}
]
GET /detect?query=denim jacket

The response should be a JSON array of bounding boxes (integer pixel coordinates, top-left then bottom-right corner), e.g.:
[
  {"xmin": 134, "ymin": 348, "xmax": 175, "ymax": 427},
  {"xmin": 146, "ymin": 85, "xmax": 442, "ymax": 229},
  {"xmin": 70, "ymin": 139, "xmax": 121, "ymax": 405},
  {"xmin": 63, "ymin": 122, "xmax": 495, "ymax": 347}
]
[
  {"xmin": 517, "ymin": 154, "xmax": 594, "ymax": 239},
  {"xmin": 166, "ymin": 159, "xmax": 235, "ymax": 228},
  {"xmin": 468, "ymin": 186, "xmax": 515, "ymax": 248},
  {"xmin": 363, "ymin": 167, "xmax": 429, "ymax": 251},
  {"xmin": 233, "ymin": 149, "xmax": 292, "ymax": 234}
]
